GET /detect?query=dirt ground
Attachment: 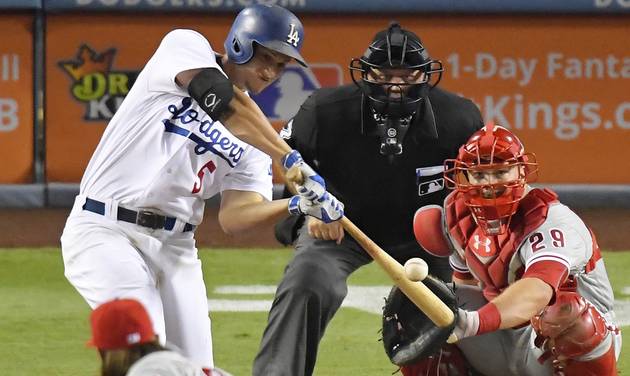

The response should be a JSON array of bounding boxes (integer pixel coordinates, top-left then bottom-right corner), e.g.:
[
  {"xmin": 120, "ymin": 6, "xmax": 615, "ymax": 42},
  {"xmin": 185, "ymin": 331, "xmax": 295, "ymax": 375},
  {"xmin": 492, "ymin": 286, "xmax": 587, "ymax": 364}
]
[
  {"xmin": 0, "ymin": 207, "xmax": 629, "ymax": 250},
  {"xmin": 0, "ymin": 207, "xmax": 277, "ymax": 248}
]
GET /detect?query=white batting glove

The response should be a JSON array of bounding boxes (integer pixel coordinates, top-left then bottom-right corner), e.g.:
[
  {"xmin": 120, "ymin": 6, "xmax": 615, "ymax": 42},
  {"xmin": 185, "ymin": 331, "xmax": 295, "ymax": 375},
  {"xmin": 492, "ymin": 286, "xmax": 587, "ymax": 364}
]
[
  {"xmin": 288, "ymin": 192, "xmax": 344, "ymax": 223},
  {"xmin": 281, "ymin": 150, "xmax": 326, "ymax": 201},
  {"xmin": 452, "ymin": 308, "xmax": 480, "ymax": 342}
]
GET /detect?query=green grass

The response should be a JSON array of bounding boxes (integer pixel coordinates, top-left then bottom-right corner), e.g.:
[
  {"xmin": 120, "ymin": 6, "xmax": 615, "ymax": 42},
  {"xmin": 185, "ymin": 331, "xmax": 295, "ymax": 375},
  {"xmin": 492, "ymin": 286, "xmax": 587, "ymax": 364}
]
[{"xmin": 0, "ymin": 248, "xmax": 628, "ymax": 375}]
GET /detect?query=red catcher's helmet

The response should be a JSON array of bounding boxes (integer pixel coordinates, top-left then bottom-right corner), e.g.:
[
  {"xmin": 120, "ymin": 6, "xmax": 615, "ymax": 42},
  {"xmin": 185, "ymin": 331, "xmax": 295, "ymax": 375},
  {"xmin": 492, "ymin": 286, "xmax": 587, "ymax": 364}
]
[{"xmin": 444, "ymin": 123, "xmax": 538, "ymax": 235}]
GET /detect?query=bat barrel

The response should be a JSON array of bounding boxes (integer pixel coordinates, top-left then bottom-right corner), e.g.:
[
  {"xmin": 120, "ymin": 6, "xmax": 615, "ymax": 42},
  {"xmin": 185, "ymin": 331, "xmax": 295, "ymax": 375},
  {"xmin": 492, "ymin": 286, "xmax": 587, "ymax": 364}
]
[{"xmin": 341, "ymin": 217, "xmax": 455, "ymax": 328}]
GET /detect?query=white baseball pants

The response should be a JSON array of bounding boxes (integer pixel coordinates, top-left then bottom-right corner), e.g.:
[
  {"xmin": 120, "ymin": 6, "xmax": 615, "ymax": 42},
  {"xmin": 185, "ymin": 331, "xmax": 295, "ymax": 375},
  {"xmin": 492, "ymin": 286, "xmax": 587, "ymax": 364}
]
[{"xmin": 61, "ymin": 195, "xmax": 213, "ymax": 369}]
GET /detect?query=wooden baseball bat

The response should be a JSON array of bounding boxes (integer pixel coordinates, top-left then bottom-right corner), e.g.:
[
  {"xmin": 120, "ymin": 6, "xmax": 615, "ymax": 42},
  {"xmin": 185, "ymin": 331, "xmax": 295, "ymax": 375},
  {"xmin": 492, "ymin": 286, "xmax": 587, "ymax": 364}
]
[{"xmin": 285, "ymin": 166, "xmax": 455, "ymax": 328}]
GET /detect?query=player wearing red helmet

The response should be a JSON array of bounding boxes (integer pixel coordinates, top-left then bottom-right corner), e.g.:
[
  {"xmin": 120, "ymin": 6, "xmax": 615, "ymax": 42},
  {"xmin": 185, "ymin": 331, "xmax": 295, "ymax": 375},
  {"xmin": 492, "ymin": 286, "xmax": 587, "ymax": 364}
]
[
  {"xmin": 411, "ymin": 124, "xmax": 620, "ymax": 375},
  {"xmin": 443, "ymin": 122, "xmax": 538, "ymax": 236}
]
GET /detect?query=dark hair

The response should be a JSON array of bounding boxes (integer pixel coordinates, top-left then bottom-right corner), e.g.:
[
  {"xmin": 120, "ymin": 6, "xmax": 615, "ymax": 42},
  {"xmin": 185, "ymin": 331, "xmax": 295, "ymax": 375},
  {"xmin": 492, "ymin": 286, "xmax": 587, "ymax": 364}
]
[{"xmin": 100, "ymin": 340, "xmax": 165, "ymax": 376}]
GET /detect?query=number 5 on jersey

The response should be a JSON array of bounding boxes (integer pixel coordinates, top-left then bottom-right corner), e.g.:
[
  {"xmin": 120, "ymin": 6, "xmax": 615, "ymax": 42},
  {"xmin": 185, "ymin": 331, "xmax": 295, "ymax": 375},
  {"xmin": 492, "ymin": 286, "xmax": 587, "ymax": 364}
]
[{"xmin": 192, "ymin": 160, "xmax": 217, "ymax": 194}]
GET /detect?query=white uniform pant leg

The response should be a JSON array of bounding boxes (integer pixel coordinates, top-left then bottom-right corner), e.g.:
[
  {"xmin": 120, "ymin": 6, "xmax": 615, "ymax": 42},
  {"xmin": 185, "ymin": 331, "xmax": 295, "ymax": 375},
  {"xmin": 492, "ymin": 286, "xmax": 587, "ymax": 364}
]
[
  {"xmin": 61, "ymin": 214, "xmax": 167, "ymax": 343},
  {"xmin": 159, "ymin": 237, "xmax": 213, "ymax": 369}
]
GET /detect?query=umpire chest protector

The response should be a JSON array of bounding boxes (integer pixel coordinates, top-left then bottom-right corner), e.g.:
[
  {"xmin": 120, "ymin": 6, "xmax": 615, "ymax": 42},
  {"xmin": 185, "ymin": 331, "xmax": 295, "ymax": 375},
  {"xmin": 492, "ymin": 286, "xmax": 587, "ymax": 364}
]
[{"xmin": 292, "ymin": 84, "xmax": 482, "ymax": 246}]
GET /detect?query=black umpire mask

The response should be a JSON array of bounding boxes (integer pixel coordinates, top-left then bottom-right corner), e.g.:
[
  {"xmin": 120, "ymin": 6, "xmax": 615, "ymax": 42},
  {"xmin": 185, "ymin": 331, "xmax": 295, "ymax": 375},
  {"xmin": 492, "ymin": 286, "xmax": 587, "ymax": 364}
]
[{"xmin": 350, "ymin": 22, "xmax": 444, "ymax": 156}]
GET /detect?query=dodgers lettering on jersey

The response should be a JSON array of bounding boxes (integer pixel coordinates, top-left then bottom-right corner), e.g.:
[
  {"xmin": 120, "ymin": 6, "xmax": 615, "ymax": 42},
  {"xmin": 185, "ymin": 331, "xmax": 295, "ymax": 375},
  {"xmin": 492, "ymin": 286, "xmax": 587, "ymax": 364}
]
[
  {"xmin": 162, "ymin": 97, "xmax": 244, "ymax": 167},
  {"xmin": 78, "ymin": 29, "xmax": 273, "ymax": 225}
]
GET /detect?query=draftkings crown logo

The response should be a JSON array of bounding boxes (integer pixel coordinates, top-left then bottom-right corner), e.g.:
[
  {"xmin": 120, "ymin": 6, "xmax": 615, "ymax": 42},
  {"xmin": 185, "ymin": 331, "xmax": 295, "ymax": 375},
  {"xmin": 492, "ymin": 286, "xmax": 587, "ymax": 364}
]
[{"xmin": 59, "ymin": 45, "xmax": 139, "ymax": 121}]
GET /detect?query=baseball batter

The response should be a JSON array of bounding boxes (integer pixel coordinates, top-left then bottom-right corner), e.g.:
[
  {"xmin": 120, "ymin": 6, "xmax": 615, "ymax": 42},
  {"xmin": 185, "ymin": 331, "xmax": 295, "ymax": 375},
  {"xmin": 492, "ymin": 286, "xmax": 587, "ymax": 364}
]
[
  {"xmin": 410, "ymin": 124, "xmax": 621, "ymax": 375},
  {"xmin": 60, "ymin": 5, "xmax": 343, "ymax": 374}
]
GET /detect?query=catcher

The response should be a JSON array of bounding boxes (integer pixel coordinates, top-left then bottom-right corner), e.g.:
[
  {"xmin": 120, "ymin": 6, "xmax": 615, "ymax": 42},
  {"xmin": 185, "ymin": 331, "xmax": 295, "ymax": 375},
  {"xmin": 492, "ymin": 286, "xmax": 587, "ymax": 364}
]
[{"xmin": 383, "ymin": 123, "xmax": 621, "ymax": 375}]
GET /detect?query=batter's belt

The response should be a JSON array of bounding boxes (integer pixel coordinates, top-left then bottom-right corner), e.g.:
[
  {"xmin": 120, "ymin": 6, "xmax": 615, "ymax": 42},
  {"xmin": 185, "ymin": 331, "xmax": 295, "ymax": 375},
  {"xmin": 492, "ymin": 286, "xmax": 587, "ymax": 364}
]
[{"xmin": 83, "ymin": 197, "xmax": 196, "ymax": 232}]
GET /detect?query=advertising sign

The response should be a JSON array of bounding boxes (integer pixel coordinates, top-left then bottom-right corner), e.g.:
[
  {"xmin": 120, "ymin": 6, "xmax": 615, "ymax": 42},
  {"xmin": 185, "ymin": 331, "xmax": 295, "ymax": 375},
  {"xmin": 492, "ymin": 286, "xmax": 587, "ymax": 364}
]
[
  {"xmin": 47, "ymin": 14, "xmax": 629, "ymax": 183},
  {"xmin": 428, "ymin": 16, "xmax": 630, "ymax": 183},
  {"xmin": 0, "ymin": 15, "xmax": 34, "ymax": 183}
]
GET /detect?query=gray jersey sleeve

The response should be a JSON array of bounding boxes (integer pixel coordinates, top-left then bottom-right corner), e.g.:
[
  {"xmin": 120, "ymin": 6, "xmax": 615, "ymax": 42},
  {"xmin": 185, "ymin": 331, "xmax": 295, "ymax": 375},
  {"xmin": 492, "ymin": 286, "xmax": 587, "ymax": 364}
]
[
  {"xmin": 519, "ymin": 203, "xmax": 592, "ymax": 276},
  {"xmin": 519, "ymin": 202, "xmax": 616, "ymax": 315},
  {"xmin": 449, "ymin": 251, "xmax": 471, "ymax": 276}
]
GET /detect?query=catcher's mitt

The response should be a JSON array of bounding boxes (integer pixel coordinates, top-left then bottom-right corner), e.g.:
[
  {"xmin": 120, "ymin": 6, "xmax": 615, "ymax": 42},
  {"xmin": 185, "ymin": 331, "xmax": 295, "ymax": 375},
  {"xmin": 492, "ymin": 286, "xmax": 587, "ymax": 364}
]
[{"xmin": 382, "ymin": 275, "xmax": 459, "ymax": 366}]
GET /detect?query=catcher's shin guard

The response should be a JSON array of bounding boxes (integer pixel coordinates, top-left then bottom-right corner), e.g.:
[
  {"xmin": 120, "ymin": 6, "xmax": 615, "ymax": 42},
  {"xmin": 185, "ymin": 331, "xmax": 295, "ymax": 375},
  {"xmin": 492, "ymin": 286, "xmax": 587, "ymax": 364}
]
[{"xmin": 531, "ymin": 291, "xmax": 619, "ymax": 376}]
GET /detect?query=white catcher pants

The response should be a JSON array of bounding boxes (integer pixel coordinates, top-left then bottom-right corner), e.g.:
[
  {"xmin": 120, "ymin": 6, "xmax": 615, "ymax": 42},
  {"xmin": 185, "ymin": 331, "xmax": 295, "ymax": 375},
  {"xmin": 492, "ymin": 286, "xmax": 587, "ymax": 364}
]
[{"xmin": 61, "ymin": 195, "xmax": 213, "ymax": 369}]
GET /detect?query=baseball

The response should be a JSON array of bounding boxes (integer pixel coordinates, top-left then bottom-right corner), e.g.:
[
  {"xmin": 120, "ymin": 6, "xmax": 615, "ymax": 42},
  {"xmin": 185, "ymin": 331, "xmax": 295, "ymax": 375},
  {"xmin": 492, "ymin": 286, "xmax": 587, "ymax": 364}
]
[{"xmin": 404, "ymin": 257, "xmax": 429, "ymax": 281}]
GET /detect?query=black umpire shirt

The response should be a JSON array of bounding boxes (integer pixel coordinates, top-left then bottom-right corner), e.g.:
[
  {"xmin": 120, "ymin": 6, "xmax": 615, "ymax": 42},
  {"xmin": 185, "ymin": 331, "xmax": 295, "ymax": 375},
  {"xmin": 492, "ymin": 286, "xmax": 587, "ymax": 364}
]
[{"xmin": 281, "ymin": 83, "xmax": 483, "ymax": 247}]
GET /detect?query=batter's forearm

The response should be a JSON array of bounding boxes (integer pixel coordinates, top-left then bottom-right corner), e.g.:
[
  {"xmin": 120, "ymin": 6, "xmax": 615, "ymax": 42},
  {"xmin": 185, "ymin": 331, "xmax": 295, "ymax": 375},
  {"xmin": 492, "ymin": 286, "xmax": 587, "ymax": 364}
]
[
  {"xmin": 218, "ymin": 198, "xmax": 291, "ymax": 235},
  {"xmin": 222, "ymin": 88, "xmax": 291, "ymax": 162},
  {"xmin": 491, "ymin": 277, "xmax": 553, "ymax": 329}
]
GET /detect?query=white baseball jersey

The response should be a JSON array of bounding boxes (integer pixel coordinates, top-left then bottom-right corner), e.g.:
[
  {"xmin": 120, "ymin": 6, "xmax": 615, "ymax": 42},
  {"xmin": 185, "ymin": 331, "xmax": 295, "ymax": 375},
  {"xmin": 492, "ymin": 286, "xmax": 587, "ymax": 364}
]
[{"xmin": 79, "ymin": 29, "xmax": 273, "ymax": 225}]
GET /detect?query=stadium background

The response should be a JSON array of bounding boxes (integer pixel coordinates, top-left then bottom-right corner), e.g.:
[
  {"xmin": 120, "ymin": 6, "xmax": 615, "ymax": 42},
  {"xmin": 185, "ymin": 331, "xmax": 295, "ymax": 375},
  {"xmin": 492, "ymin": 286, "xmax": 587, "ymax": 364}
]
[
  {"xmin": 1, "ymin": 0, "xmax": 629, "ymax": 248},
  {"xmin": 0, "ymin": 1, "xmax": 629, "ymax": 374}
]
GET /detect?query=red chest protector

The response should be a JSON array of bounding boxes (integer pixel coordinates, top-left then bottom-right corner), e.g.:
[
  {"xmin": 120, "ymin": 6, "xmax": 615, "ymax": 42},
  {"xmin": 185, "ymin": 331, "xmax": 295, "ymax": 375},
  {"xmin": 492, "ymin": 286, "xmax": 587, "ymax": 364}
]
[{"xmin": 444, "ymin": 188, "xmax": 559, "ymax": 300}]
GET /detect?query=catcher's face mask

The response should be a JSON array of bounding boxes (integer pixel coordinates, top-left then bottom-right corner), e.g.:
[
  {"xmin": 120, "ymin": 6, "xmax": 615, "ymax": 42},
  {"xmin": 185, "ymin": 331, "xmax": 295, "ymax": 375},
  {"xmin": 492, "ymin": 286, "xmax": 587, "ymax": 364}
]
[{"xmin": 444, "ymin": 123, "xmax": 538, "ymax": 235}]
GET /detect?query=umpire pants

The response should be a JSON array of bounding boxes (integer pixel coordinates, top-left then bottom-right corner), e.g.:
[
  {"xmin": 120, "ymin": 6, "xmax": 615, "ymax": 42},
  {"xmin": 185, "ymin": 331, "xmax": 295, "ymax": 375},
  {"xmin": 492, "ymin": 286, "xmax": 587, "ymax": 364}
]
[{"xmin": 252, "ymin": 224, "xmax": 452, "ymax": 376}]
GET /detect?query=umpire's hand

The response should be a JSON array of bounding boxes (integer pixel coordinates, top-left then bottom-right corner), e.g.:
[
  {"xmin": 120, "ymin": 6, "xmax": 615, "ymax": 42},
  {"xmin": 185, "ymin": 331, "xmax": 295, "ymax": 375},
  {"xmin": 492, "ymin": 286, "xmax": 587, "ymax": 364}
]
[{"xmin": 307, "ymin": 217, "xmax": 344, "ymax": 244}]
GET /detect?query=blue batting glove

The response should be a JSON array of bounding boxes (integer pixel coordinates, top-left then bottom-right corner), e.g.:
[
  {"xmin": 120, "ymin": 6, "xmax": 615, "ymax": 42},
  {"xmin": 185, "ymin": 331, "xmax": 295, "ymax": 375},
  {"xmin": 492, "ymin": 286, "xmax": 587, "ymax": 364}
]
[
  {"xmin": 280, "ymin": 149, "xmax": 305, "ymax": 170},
  {"xmin": 281, "ymin": 150, "xmax": 326, "ymax": 201},
  {"xmin": 288, "ymin": 192, "xmax": 344, "ymax": 223}
]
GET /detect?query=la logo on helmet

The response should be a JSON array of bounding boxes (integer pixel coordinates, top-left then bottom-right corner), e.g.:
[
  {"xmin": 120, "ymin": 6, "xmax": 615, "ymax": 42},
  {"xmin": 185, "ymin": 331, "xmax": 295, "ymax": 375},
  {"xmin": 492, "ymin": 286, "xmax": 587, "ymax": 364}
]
[{"xmin": 287, "ymin": 24, "xmax": 300, "ymax": 47}]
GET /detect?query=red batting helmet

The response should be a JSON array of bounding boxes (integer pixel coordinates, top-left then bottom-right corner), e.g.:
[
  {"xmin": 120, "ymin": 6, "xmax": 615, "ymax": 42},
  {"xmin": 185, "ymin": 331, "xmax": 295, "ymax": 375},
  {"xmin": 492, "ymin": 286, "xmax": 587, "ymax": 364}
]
[{"xmin": 444, "ymin": 123, "xmax": 538, "ymax": 235}]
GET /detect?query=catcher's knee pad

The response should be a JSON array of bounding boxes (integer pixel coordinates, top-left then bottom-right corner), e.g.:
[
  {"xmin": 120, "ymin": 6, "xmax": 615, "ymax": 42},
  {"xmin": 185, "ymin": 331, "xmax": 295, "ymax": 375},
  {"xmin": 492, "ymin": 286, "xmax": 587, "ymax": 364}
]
[
  {"xmin": 531, "ymin": 291, "xmax": 613, "ymax": 360},
  {"xmin": 400, "ymin": 344, "xmax": 472, "ymax": 376}
]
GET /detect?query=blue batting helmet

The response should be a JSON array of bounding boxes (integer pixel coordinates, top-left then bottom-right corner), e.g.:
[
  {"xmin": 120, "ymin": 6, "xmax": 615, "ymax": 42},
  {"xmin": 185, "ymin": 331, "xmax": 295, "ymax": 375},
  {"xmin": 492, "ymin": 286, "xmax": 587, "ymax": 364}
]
[{"xmin": 224, "ymin": 4, "xmax": 306, "ymax": 67}]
